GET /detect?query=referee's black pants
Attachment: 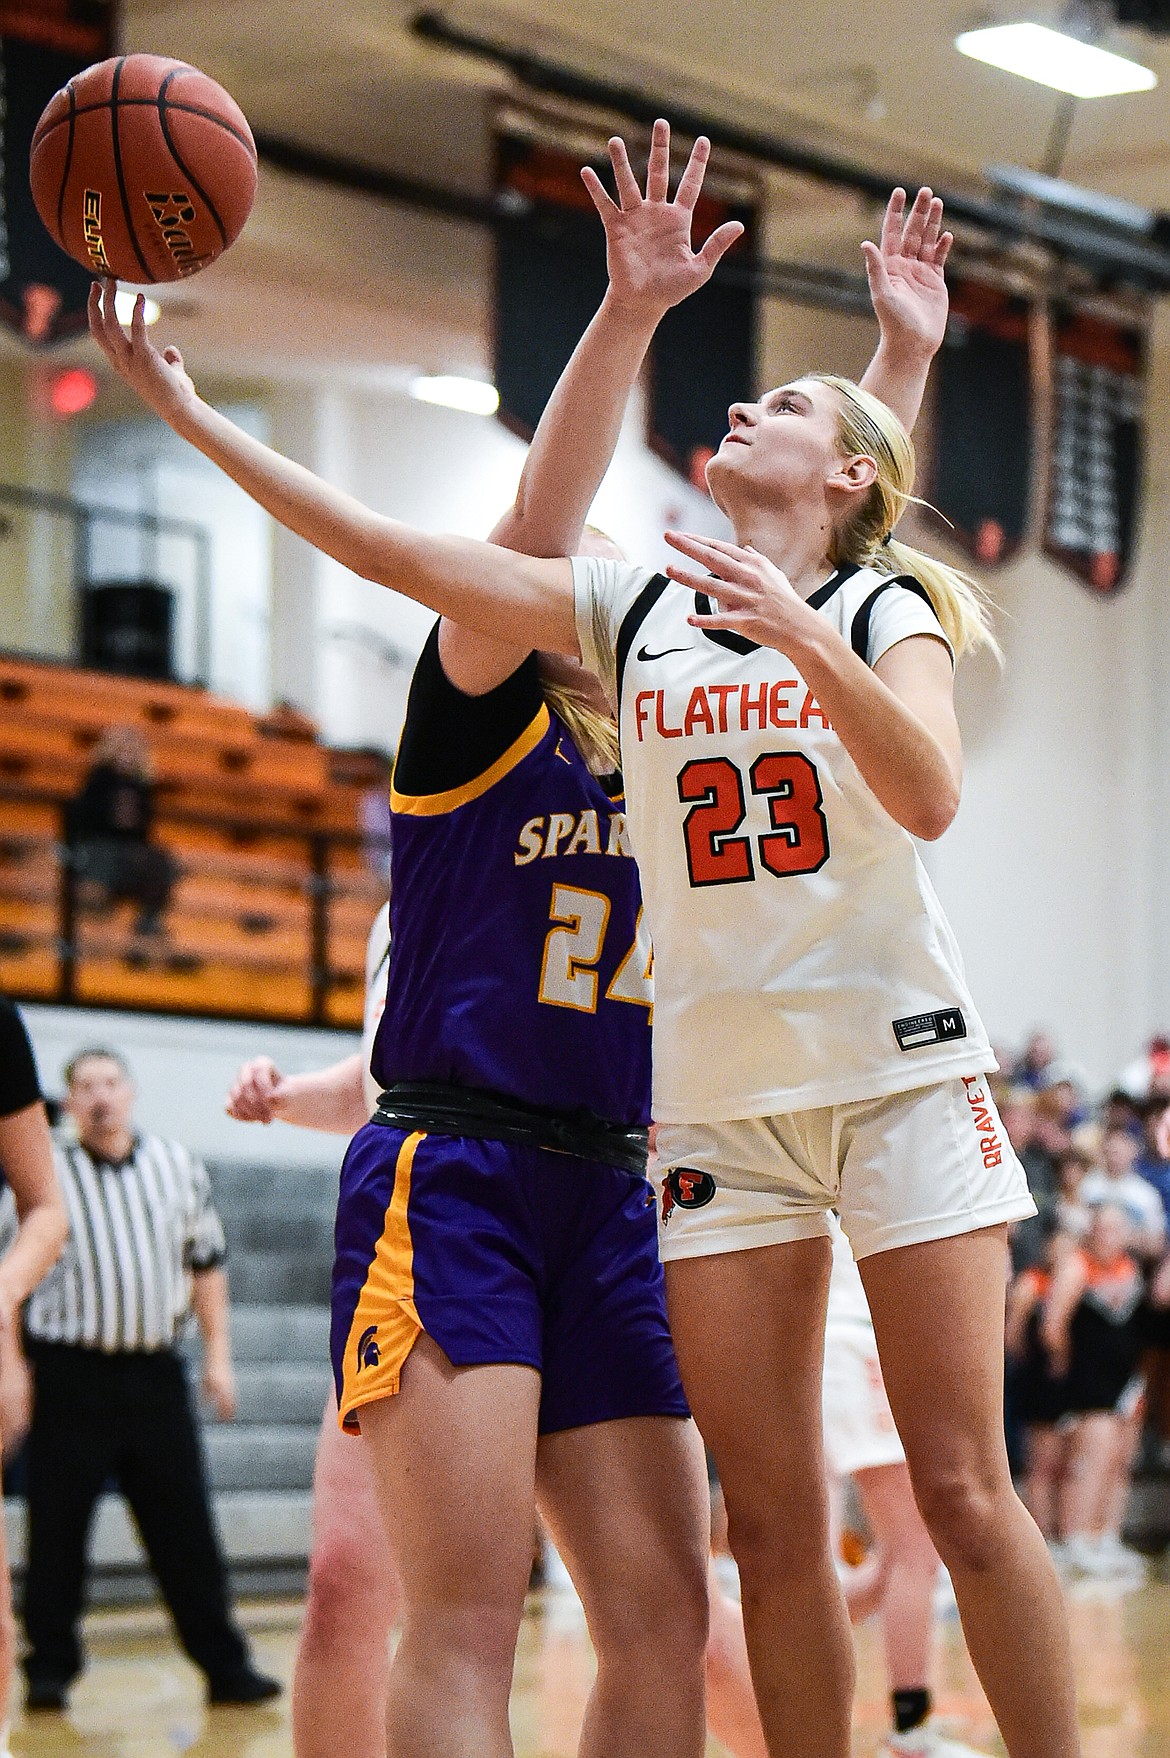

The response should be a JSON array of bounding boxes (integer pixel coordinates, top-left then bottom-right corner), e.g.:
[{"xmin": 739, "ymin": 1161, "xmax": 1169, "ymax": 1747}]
[{"xmin": 22, "ymin": 1342, "xmax": 250, "ymax": 1690}]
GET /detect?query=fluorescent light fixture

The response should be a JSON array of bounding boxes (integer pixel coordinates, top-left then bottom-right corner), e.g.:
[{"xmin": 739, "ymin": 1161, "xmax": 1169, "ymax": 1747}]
[
  {"xmin": 956, "ymin": 23, "xmax": 1156, "ymax": 98},
  {"xmin": 409, "ymin": 374, "xmax": 500, "ymax": 416},
  {"xmin": 114, "ymin": 288, "xmax": 161, "ymax": 325}
]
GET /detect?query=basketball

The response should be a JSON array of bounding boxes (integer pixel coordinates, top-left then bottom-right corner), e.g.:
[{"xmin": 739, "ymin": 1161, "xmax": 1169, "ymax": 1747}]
[{"xmin": 29, "ymin": 53, "xmax": 257, "ymax": 285}]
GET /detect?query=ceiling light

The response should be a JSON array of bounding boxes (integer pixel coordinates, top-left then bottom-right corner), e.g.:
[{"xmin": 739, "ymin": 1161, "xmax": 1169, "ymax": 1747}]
[
  {"xmin": 956, "ymin": 22, "xmax": 1157, "ymax": 97},
  {"xmin": 409, "ymin": 375, "xmax": 500, "ymax": 416},
  {"xmin": 113, "ymin": 288, "xmax": 162, "ymax": 325}
]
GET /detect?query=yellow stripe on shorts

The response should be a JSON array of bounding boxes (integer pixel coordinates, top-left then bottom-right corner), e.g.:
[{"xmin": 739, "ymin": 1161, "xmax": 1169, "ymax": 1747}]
[{"xmin": 338, "ymin": 1130, "xmax": 425, "ymax": 1433}]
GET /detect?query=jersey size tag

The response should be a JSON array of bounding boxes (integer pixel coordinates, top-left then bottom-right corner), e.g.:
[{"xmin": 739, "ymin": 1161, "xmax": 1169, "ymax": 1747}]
[{"xmin": 892, "ymin": 1009, "xmax": 967, "ymax": 1051}]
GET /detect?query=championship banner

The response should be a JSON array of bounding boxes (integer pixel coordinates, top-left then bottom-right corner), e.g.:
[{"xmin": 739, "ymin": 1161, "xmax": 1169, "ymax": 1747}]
[
  {"xmin": 1042, "ymin": 306, "xmax": 1145, "ymax": 595},
  {"xmin": 494, "ymin": 135, "xmax": 610, "ymax": 441},
  {"xmin": 0, "ymin": 1, "xmax": 116, "ymax": 345},
  {"xmin": 926, "ymin": 279, "xmax": 1033, "ymax": 566},
  {"xmin": 494, "ymin": 132, "xmax": 754, "ymax": 482},
  {"xmin": 647, "ymin": 192, "xmax": 755, "ymax": 488}
]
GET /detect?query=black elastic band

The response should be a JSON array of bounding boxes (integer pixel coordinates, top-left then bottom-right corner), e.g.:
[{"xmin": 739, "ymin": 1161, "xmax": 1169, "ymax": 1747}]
[{"xmin": 373, "ymin": 1082, "xmax": 649, "ymax": 1175}]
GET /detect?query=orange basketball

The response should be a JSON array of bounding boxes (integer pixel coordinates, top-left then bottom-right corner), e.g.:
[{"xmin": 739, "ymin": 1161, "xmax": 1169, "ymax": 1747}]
[{"xmin": 29, "ymin": 53, "xmax": 257, "ymax": 285}]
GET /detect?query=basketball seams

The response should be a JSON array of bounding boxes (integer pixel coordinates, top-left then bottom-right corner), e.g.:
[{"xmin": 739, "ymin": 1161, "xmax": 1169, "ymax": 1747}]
[
  {"xmin": 29, "ymin": 97, "xmax": 256, "ymax": 158},
  {"xmin": 55, "ymin": 83, "xmax": 77, "ymax": 248},
  {"xmin": 157, "ymin": 73, "xmax": 228, "ymax": 249},
  {"xmin": 108, "ymin": 57, "xmax": 155, "ymax": 283}
]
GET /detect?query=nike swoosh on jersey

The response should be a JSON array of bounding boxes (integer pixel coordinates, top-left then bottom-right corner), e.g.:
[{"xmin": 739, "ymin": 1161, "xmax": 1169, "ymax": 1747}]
[{"xmin": 636, "ymin": 644, "xmax": 691, "ymax": 662}]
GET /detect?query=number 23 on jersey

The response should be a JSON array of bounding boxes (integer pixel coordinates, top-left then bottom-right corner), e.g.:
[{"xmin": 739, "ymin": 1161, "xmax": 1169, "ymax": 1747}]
[{"xmin": 679, "ymin": 751, "xmax": 829, "ymax": 887}]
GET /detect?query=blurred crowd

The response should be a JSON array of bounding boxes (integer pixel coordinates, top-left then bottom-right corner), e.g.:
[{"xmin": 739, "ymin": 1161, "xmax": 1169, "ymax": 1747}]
[{"xmin": 999, "ymin": 1030, "xmax": 1170, "ymax": 1586}]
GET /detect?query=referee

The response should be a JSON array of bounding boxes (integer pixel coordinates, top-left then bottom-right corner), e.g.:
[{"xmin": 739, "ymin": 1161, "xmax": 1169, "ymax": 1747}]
[{"xmin": 18, "ymin": 1045, "xmax": 279, "ymax": 1711}]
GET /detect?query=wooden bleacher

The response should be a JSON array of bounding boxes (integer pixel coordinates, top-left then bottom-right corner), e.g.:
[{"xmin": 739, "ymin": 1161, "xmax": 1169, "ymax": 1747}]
[{"xmin": 0, "ymin": 653, "xmax": 387, "ymax": 1027}]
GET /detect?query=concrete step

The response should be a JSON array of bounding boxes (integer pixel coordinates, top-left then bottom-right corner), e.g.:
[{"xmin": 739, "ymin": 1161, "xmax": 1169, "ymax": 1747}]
[
  {"xmin": 226, "ymin": 1208, "xmax": 336, "ymax": 1257},
  {"xmin": 227, "ymin": 1252, "xmax": 332, "ymax": 1306},
  {"xmin": 204, "ymin": 1422, "xmax": 319, "ymax": 1492},
  {"xmin": 208, "ymin": 1161, "xmax": 339, "ymax": 1211},
  {"xmin": 233, "ymin": 1362, "xmax": 330, "ymax": 1426},
  {"xmin": 224, "ymin": 1304, "xmax": 330, "ymax": 1364},
  {"xmin": 5, "ymin": 1489, "xmax": 314, "ymax": 1601}
]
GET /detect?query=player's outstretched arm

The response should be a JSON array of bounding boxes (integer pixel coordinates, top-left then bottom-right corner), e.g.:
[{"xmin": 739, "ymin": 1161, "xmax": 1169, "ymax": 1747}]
[
  {"xmin": 88, "ymin": 282, "xmax": 581, "ymax": 655},
  {"xmin": 858, "ymin": 187, "xmax": 952, "ymax": 433},
  {"xmin": 226, "ymin": 1054, "xmax": 369, "ymax": 1136},
  {"xmin": 491, "ymin": 119, "xmax": 742, "ymax": 559}
]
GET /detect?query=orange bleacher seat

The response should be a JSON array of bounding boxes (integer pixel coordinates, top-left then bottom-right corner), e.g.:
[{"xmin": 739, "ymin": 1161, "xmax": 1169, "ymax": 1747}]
[{"xmin": 0, "ymin": 653, "xmax": 380, "ymax": 1024}]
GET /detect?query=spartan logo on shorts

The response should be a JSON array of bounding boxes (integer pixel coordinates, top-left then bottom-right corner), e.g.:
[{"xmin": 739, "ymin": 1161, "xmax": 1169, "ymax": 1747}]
[
  {"xmin": 661, "ymin": 1166, "xmax": 718, "ymax": 1225},
  {"xmin": 356, "ymin": 1325, "xmax": 380, "ymax": 1371}
]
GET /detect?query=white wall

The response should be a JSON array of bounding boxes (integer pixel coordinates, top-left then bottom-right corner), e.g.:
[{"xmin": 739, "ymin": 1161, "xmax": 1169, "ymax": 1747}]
[
  {"xmin": 73, "ymin": 409, "xmax": 273, "ymax": 709},
  {"xmin": 23, "ymin": 1003, "xmax": 356, "ymax": 1170},
  {"xmin": 274, "ymin": 379, "xmax": 725, "ymax": 755}
]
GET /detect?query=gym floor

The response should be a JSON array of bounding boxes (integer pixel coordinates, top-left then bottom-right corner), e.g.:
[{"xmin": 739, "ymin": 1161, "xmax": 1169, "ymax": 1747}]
[{"xmin": 8, "ymin": 1571, "xmax": 1170, "ymax": 1757}]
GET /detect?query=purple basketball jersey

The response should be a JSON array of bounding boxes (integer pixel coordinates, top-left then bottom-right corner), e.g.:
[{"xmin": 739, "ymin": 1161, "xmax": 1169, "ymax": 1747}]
[{"xmin": 372, "ymin": 701, "xmax": 652, "ymax": 1127}]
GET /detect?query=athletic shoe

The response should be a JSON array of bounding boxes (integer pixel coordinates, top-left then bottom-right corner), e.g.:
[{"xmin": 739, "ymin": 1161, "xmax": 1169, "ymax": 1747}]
[
  {"xmin": 1061, "ymin": 1534, "xmax": 1144, "ymax": 1584},
  {"xmin": 24, "ymin": 1679, "xmax": 68, "ymax": 1711},
  {"xmin": 206, "ymin": 1668, "xmax": 282, "ymax": 1705},
  {"xmin": 1097, "ymin": 1533, "xmax": 1148, "ymax": 1577},
  {"xmin": 879, "ymin": 1728, "xmax": 989, "ymax": 1757}
]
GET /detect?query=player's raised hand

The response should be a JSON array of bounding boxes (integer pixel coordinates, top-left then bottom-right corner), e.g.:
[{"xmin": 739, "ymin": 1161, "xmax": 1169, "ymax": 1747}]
[
  {"xmin": 226, "ymin": 1056, "xmax": 286, "ymax": 1125},
  {"xmin": 581, "ymin": 119, "xmax": 744, "ymax": 319},
  {"xmin": 861, "ymin": 187, "xmax": 953, "ymax": 363},
  {"xmin": 665, "ymin": 529, "xmax": 813, "ymax": 654},
  {"xmin": 88, "ymin": 280, "xmax": 200, "ymax": 423}
]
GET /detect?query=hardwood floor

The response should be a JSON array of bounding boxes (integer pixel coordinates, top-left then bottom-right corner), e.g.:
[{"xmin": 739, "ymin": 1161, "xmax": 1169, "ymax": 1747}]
[{"xmin": 10, "ymin": 1569, "xmax": 1170, "ymax": 1757}]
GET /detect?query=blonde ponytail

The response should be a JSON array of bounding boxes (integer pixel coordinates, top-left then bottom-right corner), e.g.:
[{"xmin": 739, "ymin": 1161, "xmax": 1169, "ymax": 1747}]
[
  {"xmin": 542, "ymin": 679, "xmax": 622, "ymax": 776},
  {"xmin": 811, "ymin": 374, "xmax": 1001, "ymax": 663}
]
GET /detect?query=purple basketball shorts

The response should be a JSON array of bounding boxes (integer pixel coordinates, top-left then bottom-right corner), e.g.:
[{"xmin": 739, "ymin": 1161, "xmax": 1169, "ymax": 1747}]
[{"xmin": 331, "ymin": 1120, "xmax": 689, "ymax": 1435}]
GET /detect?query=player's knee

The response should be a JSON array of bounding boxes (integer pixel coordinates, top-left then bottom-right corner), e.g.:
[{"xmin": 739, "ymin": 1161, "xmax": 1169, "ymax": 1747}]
[
  {"xmin": 909, "ymin": 1460, "xmax": 1008, "ymax": 1573},
  {"xmin": 593, "ymin": 1548, "xmax": 708, "ymax": 1673},
  {"xmin": 305, "ymin": 1527, "xmax": 392, "ymax": 1643},
  {"xmin": 725, "ymin": 1487, "xmax": 828, "ymax": 1586}
]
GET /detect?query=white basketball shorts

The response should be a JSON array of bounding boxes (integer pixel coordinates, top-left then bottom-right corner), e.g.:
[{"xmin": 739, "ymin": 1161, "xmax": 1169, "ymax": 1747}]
[
  {"xmin": 655, "ymin": 1072, "xmax": 1035, "ymax": 1262},
  {"xmin": 822, "ymin": 1320, "xmax": 906, "ymax": 1476}
]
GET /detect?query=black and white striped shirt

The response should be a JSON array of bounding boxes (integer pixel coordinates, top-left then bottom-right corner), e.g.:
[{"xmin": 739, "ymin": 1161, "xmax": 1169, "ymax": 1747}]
[{"xmin": 17, "ymin": 1136, "xmax": 227, "ymax": 1353}]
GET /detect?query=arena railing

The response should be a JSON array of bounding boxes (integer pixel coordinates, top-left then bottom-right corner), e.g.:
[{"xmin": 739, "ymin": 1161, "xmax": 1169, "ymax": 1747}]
[{"xmin": 0, "ymin": 785, "xmax": 379, "ymax": 1030}]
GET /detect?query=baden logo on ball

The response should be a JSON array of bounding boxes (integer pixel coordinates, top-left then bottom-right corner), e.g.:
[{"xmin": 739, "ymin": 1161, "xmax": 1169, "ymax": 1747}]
[{"xmin": 29, "ymin": 53, "xmax": 257, "ymax": 285}]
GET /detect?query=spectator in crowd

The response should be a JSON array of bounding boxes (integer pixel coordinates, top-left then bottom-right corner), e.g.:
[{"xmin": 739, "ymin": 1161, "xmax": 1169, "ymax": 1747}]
[
  {"xmin": 65, "ymin": 726, "xmax": 177, "ymax": 946},
  {"xmin": 1037, "ymin": 1063, "xmax": 1089, "ymax": 1132},
  {"xmin": 1052, "ymin": 1148, "xmax": 1093, "ymax": 1243},
  {"xmin": 1001, "ymin": 1090, "xmax": 1057, "ymax": 1272},
  {"xmin": 17, "ymin": 1047, "xmax": 279, "ymax": 1712},
  {"xmin": 1040, "ymin": 1203, "xmax": 1147, "ymax": 1583},
  {"xmin": 0, "ymin": 1000, "xmax": 68, "ymax": 1748},
  {"xmin": 1005, "ymin": 1220, "xmax": 1075, "ymax": 1542},
  {"xmin": 1134, "ymin": 1097, "xmax": 1170, "ymax": 1222},
  {"xmin": 1100, "ymin": 1088, "xmax": 1144, "ymax": 1141},
  {"xmin": 1118, "ymin": 1034, "xmax": 1170, "ymax": 1103},
  {"xmin": 1010, "ymin": 1031, "xmax": 1059, "ymax": 1092},
  {"xmin": 1080, "ymin": 1125, "xmax": 1166, "ymax": 1265}
]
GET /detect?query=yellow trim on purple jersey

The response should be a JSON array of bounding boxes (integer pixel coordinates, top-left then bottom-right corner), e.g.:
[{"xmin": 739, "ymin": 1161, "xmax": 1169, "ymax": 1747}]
[
  {"xmin": 338, "ymin": 1130, "xmax": 425, "ymax": 1432},
  {"xmin": 390, "ymin": 704, "xmax": 551, "ymax": 817}
]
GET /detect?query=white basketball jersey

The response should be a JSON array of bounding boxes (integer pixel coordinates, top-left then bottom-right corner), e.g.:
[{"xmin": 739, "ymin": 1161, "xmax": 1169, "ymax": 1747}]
[
  {"xmin": 361, "ymin": 902, "xmax": 391, "ymax": 1113},
  {"xmin": 573, "ymin": 556, "xmax": 995, "ymax": 1125}
]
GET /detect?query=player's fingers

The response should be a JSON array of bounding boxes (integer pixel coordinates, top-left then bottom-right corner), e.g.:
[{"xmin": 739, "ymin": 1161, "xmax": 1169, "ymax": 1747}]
[
  {"xmin": 920, "ymin": 196, "xmax": 944, "ymax": 259},
  {"xmin": 933, "ymin": 230, "xmax": 954, "ymax": 270},
  {"xmin": 698, "ymin": 219, "xmax": 744, "ymax": 271},
  {"xmin": 581, "ymin": 165, "xmax": 619, "ymax": 219},
  {"xmin": 666, "ymin": 527, "xmax": 755, "ymax": 565},
  {"xmin": 674, "ymin": 133, "xmax": 711, "ymax": 212},
  {"xmin": 880, "ymin": 187, "xmax": 906, "ymax": 254},
  {"xmin": 646, "ymin": 117, "xmax": 671, "ymax": 203},
  {"xmin": 902, "ymin": 187, "xmax": 932, "ymax": 256},
  {"xmin": 130, "ymin": 292, "xmax": 149, "ymax": 346},
  {"xmin": 162, "ymin": 346, "xmax": 185, "ymax": 370},
  {"xmin": 860, "ymin": 239, "xmax": 888, "ymax": 291},
  {"xmin": 608, "ymin": 136, "xmax": 643, "ymax": 208}
]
